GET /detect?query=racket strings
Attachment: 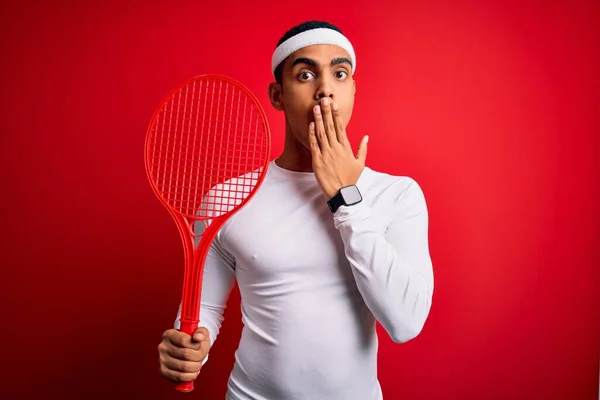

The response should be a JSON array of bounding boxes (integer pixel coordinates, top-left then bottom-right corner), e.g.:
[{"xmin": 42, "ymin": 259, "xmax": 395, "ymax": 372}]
[{"xmin": 147, "ymin": 79, "xmax": 269, "ymax": 220}]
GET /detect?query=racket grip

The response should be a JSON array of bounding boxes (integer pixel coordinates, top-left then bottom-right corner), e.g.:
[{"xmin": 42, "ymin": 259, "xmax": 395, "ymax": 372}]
[{"xmin": 174, "ymin": 320, "xmax": 199, "ymax": 393}]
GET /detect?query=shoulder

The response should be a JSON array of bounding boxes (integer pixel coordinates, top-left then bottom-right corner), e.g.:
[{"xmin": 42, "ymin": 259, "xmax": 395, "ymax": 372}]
[{"xmin": 358, "ymin": 166, "xmax": 428, "ymax": 216}]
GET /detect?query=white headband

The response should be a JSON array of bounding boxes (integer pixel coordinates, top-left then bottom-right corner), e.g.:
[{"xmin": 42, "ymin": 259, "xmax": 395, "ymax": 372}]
[{"xmin": 271, "ymin": 28, "xmax": 356, "ymax": 76}]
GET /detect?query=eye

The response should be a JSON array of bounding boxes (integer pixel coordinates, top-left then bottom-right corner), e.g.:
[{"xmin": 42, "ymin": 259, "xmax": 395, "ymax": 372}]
[
  {"xmin": 334, "ymin": 70, "xmax": 348, "ymax": 80},
  {"xmin": 298, "ymin": 71, "xmax": 315, "ymax": 81}
]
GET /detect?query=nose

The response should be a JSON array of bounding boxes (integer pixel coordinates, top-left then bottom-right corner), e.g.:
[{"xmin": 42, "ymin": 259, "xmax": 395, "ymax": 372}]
[
  {"xmin": 316, "ymin": 91, "xmax": 333, "ymax": 100},
  {"xmin": 314, "ymin": 76, "xmax": 334, "ymax": 101}
]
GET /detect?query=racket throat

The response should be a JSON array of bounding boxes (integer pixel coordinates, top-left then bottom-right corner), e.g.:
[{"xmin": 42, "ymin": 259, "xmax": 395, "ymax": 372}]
[{"xmin": 179, "ymin": 220, "xmax": 222, "ymax": 327}]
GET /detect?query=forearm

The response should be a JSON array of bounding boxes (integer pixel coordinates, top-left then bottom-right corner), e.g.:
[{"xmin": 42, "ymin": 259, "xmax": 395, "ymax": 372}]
[{"xmin": 333, "ymin": 182, "xmax": 434, "ymax": 343}]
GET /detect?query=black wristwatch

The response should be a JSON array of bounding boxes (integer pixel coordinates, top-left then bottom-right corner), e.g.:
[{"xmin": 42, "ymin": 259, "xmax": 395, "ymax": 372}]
[{"xmin": 327, "ymin": 185, "xmax": 363, "ymax": 213}]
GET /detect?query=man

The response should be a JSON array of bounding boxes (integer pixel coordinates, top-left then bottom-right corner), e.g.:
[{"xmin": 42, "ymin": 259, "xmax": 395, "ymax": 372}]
[{"xmin": 157, "ymin": 20, "xmax": 434, "ymax": 400}]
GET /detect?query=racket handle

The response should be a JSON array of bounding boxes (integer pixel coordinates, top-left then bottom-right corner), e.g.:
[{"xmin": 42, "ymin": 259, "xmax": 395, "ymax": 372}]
[
  {"xmin": 174, "ymin": 320, "xmax": 199, "ymax": 393},
  {"xmin": 175, "ymin": 381, "xmax": 194, "ymax": 392}
]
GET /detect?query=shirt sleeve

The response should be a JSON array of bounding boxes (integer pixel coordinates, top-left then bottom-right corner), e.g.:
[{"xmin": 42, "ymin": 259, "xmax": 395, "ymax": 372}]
[
  {"xmin": 173, "ymin": 229, "xmax": 237, "ymax": 364},
  {"xmin": 332, "ymin": 177, "xmax": 434, "ymax": 343}
]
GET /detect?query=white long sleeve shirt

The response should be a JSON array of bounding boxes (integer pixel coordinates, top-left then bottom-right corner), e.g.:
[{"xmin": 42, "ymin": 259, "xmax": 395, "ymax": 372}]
[{"xmin": 174, "ymin": 160, "xmax": 434, "ymax": 400}]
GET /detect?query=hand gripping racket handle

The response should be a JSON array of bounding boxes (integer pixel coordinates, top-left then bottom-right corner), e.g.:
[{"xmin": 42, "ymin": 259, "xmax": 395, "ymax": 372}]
[{"xmin": 174, "ymin": 320, "xmax": 199, "ymax": 392}]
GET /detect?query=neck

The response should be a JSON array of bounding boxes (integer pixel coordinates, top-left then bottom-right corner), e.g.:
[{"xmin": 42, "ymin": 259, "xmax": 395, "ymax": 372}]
[{"xmin": 275, "ymin": 124, "xmax": 314, "ymax": 172}]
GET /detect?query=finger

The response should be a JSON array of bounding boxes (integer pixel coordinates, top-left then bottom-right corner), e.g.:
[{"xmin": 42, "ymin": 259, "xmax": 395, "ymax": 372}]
[
  {"xmin": 200, "ymin": 335, "xmax": 211, "ymax": 357},
  {"xmin": 308, "ymin": 122, "xmax": 321, "ymax": 156},
  {"xmin": 321, "ymin": 98, "xmax": 337, "ymax": 146},
  {"xmin": 160, "ymin": 363, "xmax": 201, "ymax": 383},
  {"xmin": 162, "ymin": 355, "xmax": 203, "ymax": 374},
  {"xmin": 356, "ymin": 135, "xmax": 369, "ymax": 164},
  {"xmin": 331, "ymin": 102, "xmax": 350, "ymax": 147},
  {"xmin": 165, "ymin": 330, "xmax": 203, "ymax": 350},
  {"xmin": 164, "ymin": 343, "xmax": 207, "ymax": 362},
  {"xmin": 193, "ymin": 327, "xmax": 210, "ymax": 344},
  {"xmin": 313, "ymin": 105, "xmax": 330, "ymax": 151}
]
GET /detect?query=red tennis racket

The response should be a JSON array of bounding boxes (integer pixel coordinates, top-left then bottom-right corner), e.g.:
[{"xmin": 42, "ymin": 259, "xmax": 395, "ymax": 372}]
[{"xmin": 144, "ymin": 74, "xmax": 271, "ymax": 392}]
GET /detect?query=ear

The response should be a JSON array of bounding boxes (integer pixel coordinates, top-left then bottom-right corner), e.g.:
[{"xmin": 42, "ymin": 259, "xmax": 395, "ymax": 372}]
[
  {"xmin": 353, "ymin": 79, "xmax": 356, "ymax": 96},
  {"xmin": 268, "ymin": 82, "xmax": 284, "ymax": 111}
]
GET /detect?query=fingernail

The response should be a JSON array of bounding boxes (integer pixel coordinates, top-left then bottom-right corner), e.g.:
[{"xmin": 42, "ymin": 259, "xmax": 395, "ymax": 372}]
[
  {"xmin": 314, "ymin": 105, "xmax": 321, "ymax": 115},
  {"xmin": 332, "ymin": 102, "xmax": 338, "ymax": 111},
  {"xmin": 194, "ymin": 333, "xmax": 205, "ymax": 341},
  {"xmin": 322, "ymin": 98, "xmax": 329, "ymax": 106}
]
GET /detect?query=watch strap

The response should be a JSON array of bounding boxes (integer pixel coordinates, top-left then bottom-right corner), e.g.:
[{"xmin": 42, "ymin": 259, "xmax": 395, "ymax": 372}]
[{"xmin": 327, "ymin": 192, "xmax": 345, "ymax": 213}]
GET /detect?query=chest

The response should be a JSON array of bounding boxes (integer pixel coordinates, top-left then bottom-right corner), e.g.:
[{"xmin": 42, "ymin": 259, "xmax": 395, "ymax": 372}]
[{"xmin": 220, "ymin": 181, "xmax": 347, "ymax": 278}]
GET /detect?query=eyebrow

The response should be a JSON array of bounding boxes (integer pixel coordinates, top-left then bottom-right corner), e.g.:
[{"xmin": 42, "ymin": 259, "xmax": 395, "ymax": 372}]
[{"xmin": 292, "ymin": 57, "xmax": 353, "ymax": 69}]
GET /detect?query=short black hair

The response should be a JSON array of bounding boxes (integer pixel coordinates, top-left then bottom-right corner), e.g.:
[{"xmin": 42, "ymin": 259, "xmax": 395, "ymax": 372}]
[{"xmin": 273, "ymin": 20, "xmax": 344, "ymax": 85}]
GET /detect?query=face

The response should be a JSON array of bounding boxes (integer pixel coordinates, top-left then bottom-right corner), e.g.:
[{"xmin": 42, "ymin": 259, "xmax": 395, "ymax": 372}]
[{"xmin": 269, "ymin": 44, "xmax": 356, "ymax": 149}]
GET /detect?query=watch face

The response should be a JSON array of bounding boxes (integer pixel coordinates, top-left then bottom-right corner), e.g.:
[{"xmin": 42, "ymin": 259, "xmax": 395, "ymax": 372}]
[{"xmin": 340, "ymin": 185, "xmax": 362, "ymax": 205}]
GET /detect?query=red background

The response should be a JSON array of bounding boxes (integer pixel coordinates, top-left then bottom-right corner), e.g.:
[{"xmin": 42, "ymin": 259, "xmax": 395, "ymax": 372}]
[{"xmin": 1, "ymin": 1, "xmax": 599, "ymax": 399}]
